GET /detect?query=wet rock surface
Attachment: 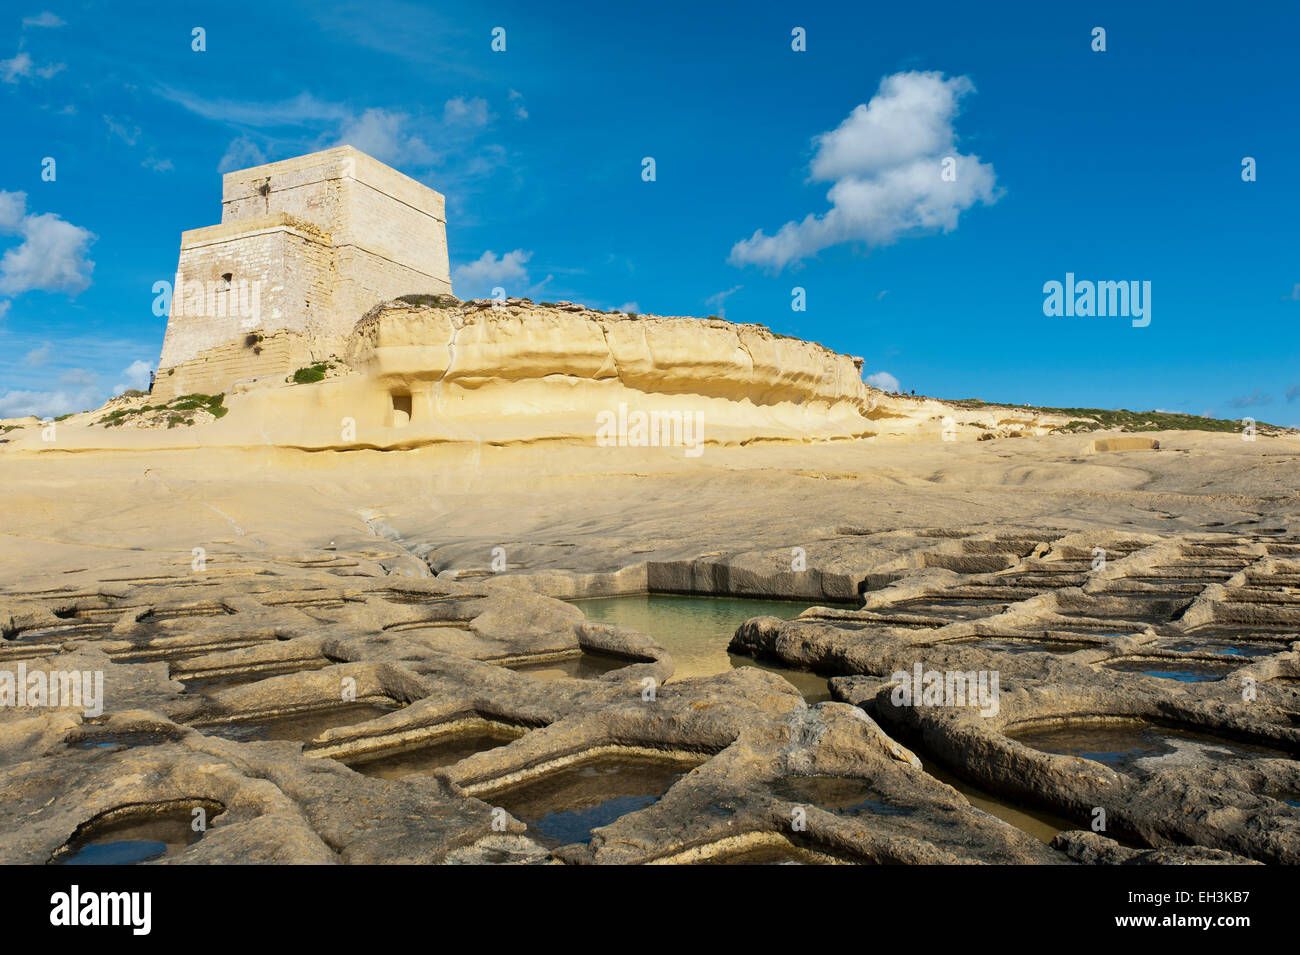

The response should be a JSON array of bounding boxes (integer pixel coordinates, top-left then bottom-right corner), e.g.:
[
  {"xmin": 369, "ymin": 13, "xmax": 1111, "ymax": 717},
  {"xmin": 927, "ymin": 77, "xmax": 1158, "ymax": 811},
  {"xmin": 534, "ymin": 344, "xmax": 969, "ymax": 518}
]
[
  {"xmin": 3, "ymin": 522, "xmax": 1296, "ymax": 864},
  {"xmin": 735, "ymin": 529, "xmax": 1300, "ymax": 862}
]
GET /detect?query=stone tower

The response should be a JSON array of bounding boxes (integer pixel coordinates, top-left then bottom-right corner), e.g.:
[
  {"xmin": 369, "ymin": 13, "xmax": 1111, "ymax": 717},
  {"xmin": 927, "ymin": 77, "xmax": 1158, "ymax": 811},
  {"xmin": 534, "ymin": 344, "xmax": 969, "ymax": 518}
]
[{"xmin": 153, "ymin": 146, "xmax": 451, "ymax": 400}]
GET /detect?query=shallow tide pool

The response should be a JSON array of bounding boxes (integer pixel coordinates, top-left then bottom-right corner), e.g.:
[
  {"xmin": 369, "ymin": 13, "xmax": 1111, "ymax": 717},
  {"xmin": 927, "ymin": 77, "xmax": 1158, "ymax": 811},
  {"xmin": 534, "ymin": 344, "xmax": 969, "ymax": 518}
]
[{"xmin": 570, "ymin": 593, "xmax": 854, "ymax": 700}]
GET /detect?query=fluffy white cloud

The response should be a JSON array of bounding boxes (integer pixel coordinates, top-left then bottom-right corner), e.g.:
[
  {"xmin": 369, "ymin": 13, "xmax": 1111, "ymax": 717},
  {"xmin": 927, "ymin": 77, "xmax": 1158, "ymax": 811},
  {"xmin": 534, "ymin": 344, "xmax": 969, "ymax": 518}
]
[
  {"xmin": 113, "ymin": 359, "xmax": 153, "ymax": 395},
  {"xmin": 616, "ymin": 301, "xmax": 639, "ymax": 313},
  {"xmin": 335, "ymin": 108, "xmax": 436, "ymax": 166},
  {"xmin": 0, "ymin": 191, "xmax": 24, "ymax": 231},
  {"xmin": 0, "ymin": 370, "xmax": 101, "ymax": 418},
  {"xmin": 0, "ymin": 191, "xmax": 96, "ymax": 296},
  {"xmin": 0, "ymin": 360, "xmax": 153, "ymax": 419},
  {"xmin": 730, "ymin": 71, "xmax": 998, "ymax": 271},
  {"xmin": 452, "ymin": 249, "xmax": 533, "ymax": 298},
  {"xmin": 865, "ymin": 371, "xmax": 900, "ymax": 393}
]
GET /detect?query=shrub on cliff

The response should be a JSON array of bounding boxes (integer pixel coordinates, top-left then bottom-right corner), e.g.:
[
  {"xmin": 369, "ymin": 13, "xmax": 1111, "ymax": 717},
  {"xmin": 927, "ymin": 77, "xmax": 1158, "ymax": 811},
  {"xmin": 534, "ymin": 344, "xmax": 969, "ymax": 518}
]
[
  {"xmin": 396, "ymin": 293, "xmax": 459, "ymax": 309},
  {"xmin": 291, "ymin": 363, "xmax": 329, "ymax": 384}
]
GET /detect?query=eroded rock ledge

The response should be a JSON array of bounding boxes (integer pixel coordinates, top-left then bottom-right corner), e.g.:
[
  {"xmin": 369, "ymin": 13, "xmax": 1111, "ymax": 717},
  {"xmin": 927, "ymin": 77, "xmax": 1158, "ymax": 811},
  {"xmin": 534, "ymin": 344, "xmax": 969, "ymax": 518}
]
[{"xmin": 3, "ymin": 299, "xmax": 1071, "ymax": 452}]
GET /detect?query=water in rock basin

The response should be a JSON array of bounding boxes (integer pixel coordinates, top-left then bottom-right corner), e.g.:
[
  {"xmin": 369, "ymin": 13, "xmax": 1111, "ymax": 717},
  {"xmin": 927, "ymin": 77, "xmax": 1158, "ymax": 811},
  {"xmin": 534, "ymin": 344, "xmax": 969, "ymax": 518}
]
[
  {"xmin": 1010, "ymin": 719, "xmax": 1292, "ymax": 776},
  {"xmin": 344, "ymin": 725, "xmax": 527, "ymax": 780},
  {"xmin": 771, "ymin": 774, "xmax": 915, "ymax": 817},
  {"xmin": 1102, "ymin": 658, "xmax": 1237, "ymax": 682},
  {"xmin": 52, "ymin": 804, "xmax": 220, "ymax": 865},
  {"xmin": 506, "ymin": 652, "xmax": 632, "ymax": 681},
  {"xmin": 487, "ymin": 754, "xmax": 702, "ymax": 848},
  {"xmin": 919, "ymin": 759, "xmax": 1077, "ymax": 843},
  {"xmin": 196, "ymin": 701, "xmax": 403, "ymax": 743},
  {"xmin": 570, "ymin": 594, "xmax": 854, "ymax": 700}
]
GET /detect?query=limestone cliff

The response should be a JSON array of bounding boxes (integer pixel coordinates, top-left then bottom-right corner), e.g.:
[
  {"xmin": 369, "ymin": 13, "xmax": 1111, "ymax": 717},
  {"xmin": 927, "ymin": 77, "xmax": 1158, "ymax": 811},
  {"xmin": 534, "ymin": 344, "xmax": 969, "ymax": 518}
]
[{"xmin": 3, "ymin": 298, "xmax": 1072, "ymax": 452}]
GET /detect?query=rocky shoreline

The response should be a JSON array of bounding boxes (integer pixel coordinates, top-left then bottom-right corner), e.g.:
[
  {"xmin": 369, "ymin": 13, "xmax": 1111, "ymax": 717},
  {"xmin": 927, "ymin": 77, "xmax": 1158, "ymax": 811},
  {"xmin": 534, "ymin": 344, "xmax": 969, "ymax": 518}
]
[{"xmin": 3, "ymin": 513, "xmax": 1295, "ymax": 864}]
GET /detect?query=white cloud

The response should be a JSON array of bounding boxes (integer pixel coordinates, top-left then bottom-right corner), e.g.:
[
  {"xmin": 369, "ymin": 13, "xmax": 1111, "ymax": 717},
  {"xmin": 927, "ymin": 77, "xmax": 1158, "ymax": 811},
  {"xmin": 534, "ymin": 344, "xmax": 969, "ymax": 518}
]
[
  {"xmin": 113, "ymin": 359, "xmax": 153, "ymax": 395},
  {"xmin": 0, "ymin": 49, "xmax": 63, "ymax": 82},
  {"xmin": 218, "ymin": 135, "xmax": 267, "ymax": 173},
  {"xmin": 508, "ymin": 89, "xmax": 528, "ymax": 120},
  {"xmin": 0, "ymin": 52, "xmax": 32, "ymax": 83},
  {"xmin": 616, "ymin": 301, "xmax": 639, "ymax": 313},
  {"xmin": 704, "ymin": 284, "xmax": 742, "ymax": 318},
  {"xmin": 158, "ymin": 88, "xmax": 349, "ymax": 127},
  {"xmin": 865, "ymin": 371, "xmax": 900, "ymax": 393},
  {"xmin": 0, "ymin": 390, "xmax": 92, "ymax": 418},
  {"xmin": 23, "ymin": 12, "xmax": 65, "ymax": 27},
  {"xmin": 0, "ymin": 377, "xmax": 101, "ymax": 419},
  {"xmin": 22, "ymin": 342, "xmax": 51, "ymax": 366},
  {"xmin": 0, "ymin": 191, "xmax": 96, "ymax": 297},
  {"xmin": 0, "ymin": 300, "xmax": 9, "ymax": 319},
  {"xmin": 103, "ymin": 115, "xmax": 140, "ymax": 145},
  {"xmin": 443, "ymin": 96, "xmax": 493, "ymax": 127},
  {"xmin": 730, "ymin": 71, "xmax": 998, "ymax": 271},
  {"xmin": 452, "ymin": 249, "xmax": 532, "ymax": 298},
  {"xmin": 0, "ymin": 191, "xmax": 24, "ymax": 231},
  {"xmin": 335, "ymin": 108, "xmax": 436, "ymax": 166}
]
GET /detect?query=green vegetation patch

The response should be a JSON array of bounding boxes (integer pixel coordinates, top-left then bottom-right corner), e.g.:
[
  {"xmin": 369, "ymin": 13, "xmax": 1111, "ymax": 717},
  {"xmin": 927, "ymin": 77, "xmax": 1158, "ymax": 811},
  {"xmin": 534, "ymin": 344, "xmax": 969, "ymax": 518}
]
[
  {"xmin": 291, "ymin": 362, "xmax": 331, "ymax": 384},
  {"xmin": 96, "ymin": 393, "xmax": 226, "ymax": 427},
  {"xmin": 946, "ymin": 399, "xmax": 1290, "ymax": 435},
  {"xmin": 395, "ymin": 293, "xmax": 459, "ymax": 309}
]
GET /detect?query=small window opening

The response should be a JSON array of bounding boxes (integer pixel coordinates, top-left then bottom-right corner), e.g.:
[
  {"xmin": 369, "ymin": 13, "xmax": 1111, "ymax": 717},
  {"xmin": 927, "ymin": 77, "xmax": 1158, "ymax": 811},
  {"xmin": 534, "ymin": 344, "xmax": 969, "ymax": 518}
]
[{"xmin": 391, "ymin": 392, "xmax": 412, "ymax": 428}]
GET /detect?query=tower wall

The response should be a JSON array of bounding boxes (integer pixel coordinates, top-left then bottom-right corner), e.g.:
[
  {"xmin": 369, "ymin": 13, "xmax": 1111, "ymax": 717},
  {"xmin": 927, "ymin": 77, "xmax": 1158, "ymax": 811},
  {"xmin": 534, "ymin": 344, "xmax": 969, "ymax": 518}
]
[{"xmin": 153, "ymin": 146, "xmax": 451, "ymax": 401}]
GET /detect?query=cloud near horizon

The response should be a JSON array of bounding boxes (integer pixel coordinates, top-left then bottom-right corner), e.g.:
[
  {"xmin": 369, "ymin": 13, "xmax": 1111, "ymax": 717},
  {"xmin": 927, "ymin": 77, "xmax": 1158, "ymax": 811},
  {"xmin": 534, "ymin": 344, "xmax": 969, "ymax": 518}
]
[
  {"xmin": 452, "ymin": 249, "xmax": 533, "ymax": 298},
  {"xmin": 865, "ymin": 371, "xmax": 901, "ymax": 393},
  {"xmin": 0, "ymin": 359, "xmax": 153, "ymax": 420},
  {"xmin": 729, "ymin": 71, "xmax": 998, "ymax": 271}
]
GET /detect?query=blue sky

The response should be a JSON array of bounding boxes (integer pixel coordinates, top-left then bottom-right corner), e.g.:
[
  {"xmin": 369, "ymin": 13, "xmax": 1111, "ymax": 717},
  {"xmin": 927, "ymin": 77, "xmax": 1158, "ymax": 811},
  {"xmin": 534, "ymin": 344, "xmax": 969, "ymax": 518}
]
[{"xmin": 2, "ymin": 0, "xmax": 1297, "ymax": 424}]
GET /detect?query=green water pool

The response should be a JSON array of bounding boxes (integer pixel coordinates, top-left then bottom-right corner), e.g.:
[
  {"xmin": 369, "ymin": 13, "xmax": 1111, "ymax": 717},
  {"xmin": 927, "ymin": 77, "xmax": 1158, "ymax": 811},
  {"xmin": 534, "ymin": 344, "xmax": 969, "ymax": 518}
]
[{"xmin": 570, "ymin": 593, "xmax": 853, "ymax": 701}]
